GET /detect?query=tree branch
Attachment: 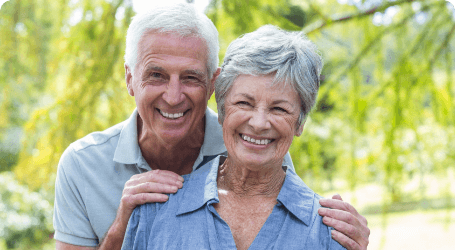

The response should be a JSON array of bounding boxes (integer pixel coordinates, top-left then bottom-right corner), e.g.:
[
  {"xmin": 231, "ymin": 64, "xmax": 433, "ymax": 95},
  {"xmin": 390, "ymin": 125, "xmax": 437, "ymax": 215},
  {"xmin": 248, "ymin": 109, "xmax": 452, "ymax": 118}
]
[
  {"xmin": 428, "ymin": 23, "xmax": 455, "ymax": 68},
  {"xmin": 366, "ymin": 4, "xmax": 449, "ymax": 101},
  {"xmin": 304, "ymin": 0, "xmax": 436, "ymax": 35},
  {"xmin": 317, "ymin": 9, "xmax": 416, "ymax": 102},
  {"xmin": 316, "ymin": 1, "xmax": 448, "ymax": 104}
]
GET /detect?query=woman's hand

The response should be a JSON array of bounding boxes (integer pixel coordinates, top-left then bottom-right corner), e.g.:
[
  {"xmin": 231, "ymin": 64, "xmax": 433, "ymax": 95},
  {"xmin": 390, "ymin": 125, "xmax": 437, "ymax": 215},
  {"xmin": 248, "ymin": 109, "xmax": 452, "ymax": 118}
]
[{"xmin": 318, "ymin": 194, "xmax": 370, "ymax": 250}]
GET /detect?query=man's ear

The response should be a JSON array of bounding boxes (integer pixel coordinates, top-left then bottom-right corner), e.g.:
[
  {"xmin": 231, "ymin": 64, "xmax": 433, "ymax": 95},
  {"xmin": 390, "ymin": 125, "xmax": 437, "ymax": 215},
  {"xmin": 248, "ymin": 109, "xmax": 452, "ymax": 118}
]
[
  {"xmin": 125, "ymin": 64, "xmax": 134, "ymax": 96},
  {"xmin": 208, "ymin": 67, "xmax": 221, "ymax": 100},
  {"xmin": 218, "ymin": 116, "xmax": 223, "ymax": 126}
]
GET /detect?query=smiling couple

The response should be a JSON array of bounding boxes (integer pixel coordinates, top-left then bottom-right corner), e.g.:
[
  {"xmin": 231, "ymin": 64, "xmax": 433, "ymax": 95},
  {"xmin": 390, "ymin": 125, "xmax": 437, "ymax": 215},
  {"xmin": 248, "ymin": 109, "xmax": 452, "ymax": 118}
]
[{"xmin": 54, "ymin": 3, "xmax": 369, "ymax": 250}]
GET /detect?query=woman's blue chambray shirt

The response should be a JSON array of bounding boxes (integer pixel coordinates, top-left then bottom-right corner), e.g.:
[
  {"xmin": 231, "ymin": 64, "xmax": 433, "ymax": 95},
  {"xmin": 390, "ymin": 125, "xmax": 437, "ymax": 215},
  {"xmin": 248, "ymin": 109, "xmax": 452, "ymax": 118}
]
[{"xmin": 122, "ymin": 156, "xmax": 346, "ymax": 250}]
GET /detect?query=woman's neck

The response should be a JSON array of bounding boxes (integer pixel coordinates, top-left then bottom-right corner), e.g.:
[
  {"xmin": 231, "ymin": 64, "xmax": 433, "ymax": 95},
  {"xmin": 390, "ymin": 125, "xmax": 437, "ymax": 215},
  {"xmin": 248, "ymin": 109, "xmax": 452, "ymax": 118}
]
[{"xmin": 217, "ymin": 157, "xmax": 286, "ymax": 198}]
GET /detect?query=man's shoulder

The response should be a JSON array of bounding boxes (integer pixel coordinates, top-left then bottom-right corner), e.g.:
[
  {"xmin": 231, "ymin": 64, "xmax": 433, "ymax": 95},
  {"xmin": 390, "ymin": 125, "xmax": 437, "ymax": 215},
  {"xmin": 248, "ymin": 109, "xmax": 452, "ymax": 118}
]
[{"xmin": 70, "ymin": 121, "xmax": 126, "ymax": 152}]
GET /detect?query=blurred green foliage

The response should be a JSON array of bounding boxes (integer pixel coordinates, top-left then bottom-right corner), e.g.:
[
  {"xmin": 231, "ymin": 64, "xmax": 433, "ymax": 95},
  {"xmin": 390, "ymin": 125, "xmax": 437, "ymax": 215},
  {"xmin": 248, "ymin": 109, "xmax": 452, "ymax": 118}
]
[
  {"xmin": 0, "ymin": 172, "xmax": 54, "ymax": 249},
  {"xmin": 0, "ymin": 0, "xmax": 454, "ymax": 249}
]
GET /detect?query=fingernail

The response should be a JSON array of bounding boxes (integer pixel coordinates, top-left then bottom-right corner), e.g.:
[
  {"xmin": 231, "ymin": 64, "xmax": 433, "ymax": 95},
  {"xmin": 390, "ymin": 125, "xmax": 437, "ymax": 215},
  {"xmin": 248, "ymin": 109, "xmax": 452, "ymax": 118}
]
[
  {"xmin": 178, "ymin": 176, "xmax": 184, "ymax": 182},
  {"xmin": 171, "ymin": 186, "xmax": 178, "ymax": 192},
  {"xmin": 175, "ymin": 180, "xmax": 183, "ymax": 187}
]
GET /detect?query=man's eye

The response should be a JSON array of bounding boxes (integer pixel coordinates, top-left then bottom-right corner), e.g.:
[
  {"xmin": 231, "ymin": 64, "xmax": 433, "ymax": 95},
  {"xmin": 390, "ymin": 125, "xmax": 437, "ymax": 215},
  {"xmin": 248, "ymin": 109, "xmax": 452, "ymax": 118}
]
[
  {"xmin": 150, "ymin": 72, "xmax": 163, "ymax": 78},
  {"xmin": 183, "ymin": 75, "xmax": 201, "ymax": 82}
]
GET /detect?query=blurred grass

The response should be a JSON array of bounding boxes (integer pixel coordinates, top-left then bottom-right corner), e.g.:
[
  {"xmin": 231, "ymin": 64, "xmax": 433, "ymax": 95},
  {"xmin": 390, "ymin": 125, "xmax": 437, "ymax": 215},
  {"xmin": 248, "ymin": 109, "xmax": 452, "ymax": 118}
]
[{"xmin": 367, "ymin": 209, "xmax": 455, "ymax": 250}]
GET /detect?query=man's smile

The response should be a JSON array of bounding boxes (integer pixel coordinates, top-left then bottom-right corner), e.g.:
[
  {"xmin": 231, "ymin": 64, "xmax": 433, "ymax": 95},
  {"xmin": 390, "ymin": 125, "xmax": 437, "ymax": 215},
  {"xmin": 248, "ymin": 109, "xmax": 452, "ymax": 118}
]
[{"xmin": 157, "ymin": 108, "xmax": 188, "ymax": 119}]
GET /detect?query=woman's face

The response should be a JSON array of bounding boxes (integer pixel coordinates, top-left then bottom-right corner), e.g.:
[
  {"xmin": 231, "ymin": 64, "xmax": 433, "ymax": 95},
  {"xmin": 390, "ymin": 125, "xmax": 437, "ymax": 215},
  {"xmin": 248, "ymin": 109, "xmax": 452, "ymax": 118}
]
[{"xmin": 222, "ymin": 74, "xmax": 303, "ymax": 170}]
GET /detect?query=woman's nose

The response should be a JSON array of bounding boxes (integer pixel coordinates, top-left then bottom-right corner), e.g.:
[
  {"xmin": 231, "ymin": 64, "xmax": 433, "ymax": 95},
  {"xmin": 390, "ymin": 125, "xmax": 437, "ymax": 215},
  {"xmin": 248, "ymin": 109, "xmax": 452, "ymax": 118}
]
[
  {"xmin": 162, "ymin": 76, "xmax": 185, "ymax": 106},
  {"xmin": 248, "ymin": 110, "xmax": 271, "ymax": 131}
]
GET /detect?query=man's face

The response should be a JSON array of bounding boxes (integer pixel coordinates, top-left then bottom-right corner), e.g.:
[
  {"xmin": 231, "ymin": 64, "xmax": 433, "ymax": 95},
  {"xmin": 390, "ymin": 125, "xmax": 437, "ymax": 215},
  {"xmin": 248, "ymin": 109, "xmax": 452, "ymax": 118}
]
[{"xmin": 126, "ymin": 31, "xmax": 215, "ymax": 144}]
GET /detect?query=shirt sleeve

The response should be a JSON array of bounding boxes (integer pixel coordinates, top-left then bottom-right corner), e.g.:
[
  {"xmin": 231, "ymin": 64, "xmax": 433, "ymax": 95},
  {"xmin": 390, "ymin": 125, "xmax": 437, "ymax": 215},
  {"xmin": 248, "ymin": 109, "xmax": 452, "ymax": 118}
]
[{"xmin": 53, "ymin": 146, "xmax": 98, "ymax": 247}]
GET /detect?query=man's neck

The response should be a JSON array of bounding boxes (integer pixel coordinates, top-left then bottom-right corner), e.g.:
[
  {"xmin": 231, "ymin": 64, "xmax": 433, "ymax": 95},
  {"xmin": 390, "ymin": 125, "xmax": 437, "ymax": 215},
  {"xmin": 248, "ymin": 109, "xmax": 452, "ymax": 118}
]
[{"xmin": 136, "ymin": 116, "xmax": 206, "ymax": 175}]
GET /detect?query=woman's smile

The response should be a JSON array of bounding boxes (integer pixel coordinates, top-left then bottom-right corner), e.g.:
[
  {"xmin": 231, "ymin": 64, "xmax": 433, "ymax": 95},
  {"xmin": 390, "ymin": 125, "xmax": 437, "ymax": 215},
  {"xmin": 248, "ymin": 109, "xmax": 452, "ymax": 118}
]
[{"xmin": 239, "ymin": 133, "xmax": 274, "ymax": 146}]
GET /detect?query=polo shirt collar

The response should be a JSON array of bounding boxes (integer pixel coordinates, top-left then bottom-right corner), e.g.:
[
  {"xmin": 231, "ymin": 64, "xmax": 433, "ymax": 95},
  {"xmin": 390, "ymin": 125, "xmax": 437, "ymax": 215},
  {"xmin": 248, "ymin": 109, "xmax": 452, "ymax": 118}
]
[
  {"xmin": 199, "ymin": 107, "xmax": 226, "ymax": 156},
  {"xmin": 113, "ymin": 108, "xmax": 142, "ymax": 165},
  {"xmin": 113, "ymin": 108, "xmax": 226, "ymax": 167},
  {"xmin": 176, "ymin": 155, "xmax": 315, "ymax": 227}
]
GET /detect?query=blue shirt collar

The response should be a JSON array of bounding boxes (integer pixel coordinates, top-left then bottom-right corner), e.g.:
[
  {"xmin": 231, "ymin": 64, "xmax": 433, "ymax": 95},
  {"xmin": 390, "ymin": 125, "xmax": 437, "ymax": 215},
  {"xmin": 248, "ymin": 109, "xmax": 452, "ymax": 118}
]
[
  {"xmin": 276, "ymin": 169, "xmax": 316, "ymax": 226},
  {"xmin": 176, "ymin": 155, "xmax": 315, "ymax": 226},
  {"xmin": 176, "ymin": 155, "xmax": 221, "ymax": 216}
]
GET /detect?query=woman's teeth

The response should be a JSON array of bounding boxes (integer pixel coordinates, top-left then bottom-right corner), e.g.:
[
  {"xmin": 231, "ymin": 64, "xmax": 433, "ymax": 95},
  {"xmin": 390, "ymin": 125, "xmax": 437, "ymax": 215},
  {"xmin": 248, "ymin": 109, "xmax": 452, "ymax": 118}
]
[
  {"xmin": 160, "ymin": 110, "xmax": 184, "ymax": 119},
  {"xmin": 242, "ymin": 134, "xmax": 272, "ymax": 145}
]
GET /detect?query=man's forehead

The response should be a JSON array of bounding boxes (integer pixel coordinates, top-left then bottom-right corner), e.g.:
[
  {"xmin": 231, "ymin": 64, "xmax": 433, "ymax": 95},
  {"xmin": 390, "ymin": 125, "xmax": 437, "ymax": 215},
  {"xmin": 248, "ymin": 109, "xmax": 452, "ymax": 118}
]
[
  {"xmin": 139, "ymin": 30, "xmax": 207, "ymax": 52},
  {"xmin": 138, "ymin": 31, "xmax": 208, "ymax": 62}
]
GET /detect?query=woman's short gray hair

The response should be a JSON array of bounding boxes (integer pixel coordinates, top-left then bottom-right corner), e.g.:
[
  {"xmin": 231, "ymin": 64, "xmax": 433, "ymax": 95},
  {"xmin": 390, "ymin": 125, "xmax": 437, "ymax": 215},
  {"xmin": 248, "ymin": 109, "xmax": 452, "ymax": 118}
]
[
  {"xmin": 215, "ymin": 25, "xmax": 323, "ymax": 126},
  {"xmin": 125, "ymin": 3, "xmax": 219, "ymax": 78}
]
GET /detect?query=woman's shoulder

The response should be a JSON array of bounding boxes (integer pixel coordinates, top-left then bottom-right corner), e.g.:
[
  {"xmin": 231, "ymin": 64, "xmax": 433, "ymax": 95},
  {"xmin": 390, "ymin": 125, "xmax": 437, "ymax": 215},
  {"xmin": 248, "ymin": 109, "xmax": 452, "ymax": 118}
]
[{"xmin": 280, "ymin": 171, "xmax": 346, "ymax": 249}]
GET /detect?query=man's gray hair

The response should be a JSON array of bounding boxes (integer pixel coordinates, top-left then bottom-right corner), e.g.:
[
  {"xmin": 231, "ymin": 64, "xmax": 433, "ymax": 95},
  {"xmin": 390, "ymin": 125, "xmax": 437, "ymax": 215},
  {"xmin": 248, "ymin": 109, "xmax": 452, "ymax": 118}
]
[
  {"xmin": 124, "ymin": 3, "xmax": 219, "ymax": 78},
  {"xmin": 215, "ymin": 25, "xmax": 323, "ymax": 126}
]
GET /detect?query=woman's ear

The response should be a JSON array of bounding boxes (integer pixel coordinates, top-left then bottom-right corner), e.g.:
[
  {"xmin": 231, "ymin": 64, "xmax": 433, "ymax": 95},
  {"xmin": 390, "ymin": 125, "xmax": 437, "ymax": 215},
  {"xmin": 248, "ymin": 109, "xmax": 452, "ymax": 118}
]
[{"xmin": 295, "ymin": 121, "xmax": 305, "ymax": 137}]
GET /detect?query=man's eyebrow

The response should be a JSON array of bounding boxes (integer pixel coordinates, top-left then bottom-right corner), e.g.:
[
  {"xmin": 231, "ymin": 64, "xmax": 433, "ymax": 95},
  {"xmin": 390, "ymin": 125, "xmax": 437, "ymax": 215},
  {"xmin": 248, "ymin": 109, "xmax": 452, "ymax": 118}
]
[{"xmin": 144, "ymin": 65, "xmax": 165, "ymax": 73}]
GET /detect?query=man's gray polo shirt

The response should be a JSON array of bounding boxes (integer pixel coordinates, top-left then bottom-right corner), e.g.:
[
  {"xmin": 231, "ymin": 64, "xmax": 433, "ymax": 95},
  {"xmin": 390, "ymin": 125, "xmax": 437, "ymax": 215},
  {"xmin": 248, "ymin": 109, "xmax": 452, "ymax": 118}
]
[{"xmin": 53, "ymin": 107, "xmax": 294, "ymax": 247}]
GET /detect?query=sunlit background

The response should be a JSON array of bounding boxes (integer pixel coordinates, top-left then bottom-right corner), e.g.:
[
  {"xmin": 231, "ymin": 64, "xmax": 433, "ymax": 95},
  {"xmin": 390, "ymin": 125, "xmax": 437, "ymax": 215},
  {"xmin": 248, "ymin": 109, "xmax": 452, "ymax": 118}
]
[{"xmin": 1, "ymin": 0, "xmax": 455, "ymax": 249}]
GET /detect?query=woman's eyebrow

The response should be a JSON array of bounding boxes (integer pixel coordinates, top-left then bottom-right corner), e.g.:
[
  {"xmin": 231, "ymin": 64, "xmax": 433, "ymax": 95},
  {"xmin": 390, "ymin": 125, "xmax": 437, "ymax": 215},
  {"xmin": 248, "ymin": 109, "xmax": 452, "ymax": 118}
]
[
  {"xmin": 271, "ymin": 99, "xmax": 292, "ymax": 105},
  {"xmin": 237, "ymin": 93, "xmax": 255, "ymax": 101},
  {"xmin": 237, "ymin": 94, "xmax": 292, "ymax": 105}
]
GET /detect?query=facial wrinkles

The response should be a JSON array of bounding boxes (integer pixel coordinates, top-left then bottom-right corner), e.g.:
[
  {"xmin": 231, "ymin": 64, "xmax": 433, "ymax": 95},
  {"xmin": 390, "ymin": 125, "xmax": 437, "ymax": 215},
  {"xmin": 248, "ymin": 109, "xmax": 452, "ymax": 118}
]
[
  {"xmin": 131, "ymin": 32, "xmax": 211, "ymax": 151},
  {"xmin": 222, "ymin": 75, "xmax": 302, "ymax": 177}
]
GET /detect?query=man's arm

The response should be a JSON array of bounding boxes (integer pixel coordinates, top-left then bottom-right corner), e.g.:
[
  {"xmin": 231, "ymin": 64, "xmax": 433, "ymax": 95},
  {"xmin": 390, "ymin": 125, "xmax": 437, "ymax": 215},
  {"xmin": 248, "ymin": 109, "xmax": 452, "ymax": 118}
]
[
  {"xmin": 55, "ymin": 168, "xmax": 183, "ymax": 250},
  {"xmin": 96, "ymin": 169, "xmax": 183, "ymax": 250},
  {"xmin": 318, "ymin": 194, "xmax": 370, "ymax": 250},
  {"xmin": 55, "ymin": 241, "xmax": 96, "ymax": 250}
]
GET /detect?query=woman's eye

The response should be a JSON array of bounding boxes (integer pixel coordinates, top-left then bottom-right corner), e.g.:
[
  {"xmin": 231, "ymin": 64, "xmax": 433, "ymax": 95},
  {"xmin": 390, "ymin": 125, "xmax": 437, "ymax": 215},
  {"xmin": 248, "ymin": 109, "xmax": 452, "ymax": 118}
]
[
  {"xmin": 236, "ymin": 101, "xmax": 250, "ymax": 106},
  {"xmin": 273, "ymin": 107, "xmax": 287, "ymax": 112}
]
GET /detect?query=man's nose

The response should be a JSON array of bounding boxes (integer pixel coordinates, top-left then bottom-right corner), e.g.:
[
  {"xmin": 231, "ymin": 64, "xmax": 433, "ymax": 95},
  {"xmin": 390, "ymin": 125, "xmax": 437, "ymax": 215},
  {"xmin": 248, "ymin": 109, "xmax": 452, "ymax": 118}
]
[
  {"xmin": 248, "ymin": 109, "xmax": 271, "ymax": 131},
  {"xmin": 162, "ymin": 76, "xmax": 185, "ymax": 106}
]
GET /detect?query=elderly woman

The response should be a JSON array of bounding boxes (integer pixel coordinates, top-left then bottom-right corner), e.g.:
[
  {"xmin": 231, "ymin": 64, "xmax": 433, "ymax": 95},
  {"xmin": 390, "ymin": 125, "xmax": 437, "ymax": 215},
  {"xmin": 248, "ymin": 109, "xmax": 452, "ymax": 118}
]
[{"xmin": 122, "ymin": 25, "xmax": 345, "ymax": 250}]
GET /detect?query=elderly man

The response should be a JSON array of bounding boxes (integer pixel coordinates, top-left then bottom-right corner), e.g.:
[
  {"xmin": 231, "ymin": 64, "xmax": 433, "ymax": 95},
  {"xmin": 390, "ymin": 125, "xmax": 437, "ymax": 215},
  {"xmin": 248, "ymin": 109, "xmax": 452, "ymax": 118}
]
[{"xmin": 53, "ymin": 3, "xmax": 369, "ymax": 250}]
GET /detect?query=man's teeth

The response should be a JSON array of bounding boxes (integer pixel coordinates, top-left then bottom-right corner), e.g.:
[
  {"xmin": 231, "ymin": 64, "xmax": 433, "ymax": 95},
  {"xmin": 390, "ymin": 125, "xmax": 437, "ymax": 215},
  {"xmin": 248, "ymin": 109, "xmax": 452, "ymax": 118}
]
[
  {"xmin": 242, "ymin": 135, "xmax": 272, "ymax": 145},
  {"xmin": 160, "ymin": 110, "xmax": 184, "ymax": 119}
]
